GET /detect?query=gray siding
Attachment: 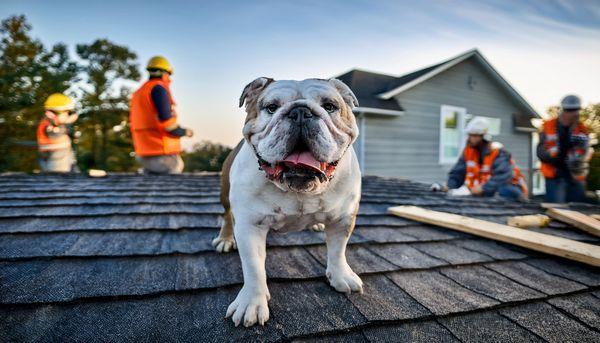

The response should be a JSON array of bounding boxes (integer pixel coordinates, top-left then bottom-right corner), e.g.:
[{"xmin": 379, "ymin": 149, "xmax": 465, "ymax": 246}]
[{"xmin": 363, "ymin": 57, "xmax": 532, "ymax": 184}]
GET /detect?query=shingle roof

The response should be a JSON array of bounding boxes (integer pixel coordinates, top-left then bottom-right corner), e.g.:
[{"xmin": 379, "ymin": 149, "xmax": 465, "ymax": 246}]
[
  {"xmin": 1, "ymin": 173, "xmax": 599, "ymax": 342},
  {"xmin": 338, "ymin": 49, "xmax": 540, "ymax": 120}
]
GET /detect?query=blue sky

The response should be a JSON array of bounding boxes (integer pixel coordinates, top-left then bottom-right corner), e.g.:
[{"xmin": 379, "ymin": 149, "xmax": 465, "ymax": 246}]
[{"xmin": 2, "ymin": 0, "xmax": 599, "ymax": 147}]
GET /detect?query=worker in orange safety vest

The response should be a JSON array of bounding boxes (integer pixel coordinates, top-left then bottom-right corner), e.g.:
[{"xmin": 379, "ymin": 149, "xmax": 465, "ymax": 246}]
[
  {"xmin": 130, "ymin": 56, "xmax": 193, "ymax": 174},
  {"xmin": 37, "ymin": 93, "xmax": 79, "ymax": 173},
  {"xmin": 447, "ymin": 117, "xmax": 528, "ymax": 201},
  {"xmin": 537, "ymin": 95, "xmax": 590, "ymax": 203}
]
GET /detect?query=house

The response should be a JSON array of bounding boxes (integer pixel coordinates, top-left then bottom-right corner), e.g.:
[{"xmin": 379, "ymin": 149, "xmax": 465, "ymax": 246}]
[
  {"xmin": 338, "ymin": 49, "xmax": 542, "ymax": 193},
  {"xmin": 1, "ymin": 173, "xmax": 599, "ymax": 341}
]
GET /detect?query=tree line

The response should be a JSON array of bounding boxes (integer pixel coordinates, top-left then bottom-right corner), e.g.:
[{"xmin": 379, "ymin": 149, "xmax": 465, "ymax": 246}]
[{"xmin": 0, "ymin": 15, "xmax": 230, "ymax": 173}]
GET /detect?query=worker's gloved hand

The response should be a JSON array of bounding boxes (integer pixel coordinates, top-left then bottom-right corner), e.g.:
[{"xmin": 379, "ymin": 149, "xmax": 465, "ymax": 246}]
[
  {"xmin": 61, "ymin": 113, "xmax": 79, "ymax": 125},
  {"xmin": 185, "ymin": 128, "xmax": 194, "ymax": 137},
  {"xmin": 430, "ymin": 183, "xmax": 448, "ymax": 192},
  {"xmin": 470, "ymin": 185, "xmax": 484, "ymax": 196}
]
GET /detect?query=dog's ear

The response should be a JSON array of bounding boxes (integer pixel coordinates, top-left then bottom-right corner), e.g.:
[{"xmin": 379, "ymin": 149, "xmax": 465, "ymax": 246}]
[
  {"xmin": 328, "ymin": 78, "xmax": 359, "ymax": 108},
  {"xmin": 239, "ymin": 77, "xmax": 274, "ymax": 108}
]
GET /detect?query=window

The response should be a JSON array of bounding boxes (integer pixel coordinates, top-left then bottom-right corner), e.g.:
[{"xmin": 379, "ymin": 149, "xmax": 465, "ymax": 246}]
[
  {"xmin": 439, "ymin": 106, "xmax": 502, "ymax": 164},
  {"xmin": 439, "ymin": 105, "xmax": 466, "ymax": 164}
]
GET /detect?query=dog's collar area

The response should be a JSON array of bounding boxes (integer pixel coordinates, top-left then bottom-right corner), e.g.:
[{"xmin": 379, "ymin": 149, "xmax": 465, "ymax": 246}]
[{"xmin": 255, "ymin": 152, "xmax": 337, "ymax": 183}]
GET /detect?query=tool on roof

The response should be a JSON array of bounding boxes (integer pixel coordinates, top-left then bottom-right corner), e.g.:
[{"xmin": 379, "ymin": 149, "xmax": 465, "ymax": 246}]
[
  {"xmin": 507, "ymin": 214, "xmax": 550, "ymax": 229},
  {"xmin": 387, "ymin": 205, "xmax": 600, "ymax": 267}
]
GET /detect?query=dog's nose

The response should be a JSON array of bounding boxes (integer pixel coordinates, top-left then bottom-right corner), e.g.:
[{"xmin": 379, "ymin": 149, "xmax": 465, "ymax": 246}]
[{"xmin": 288, "ymin": 106, "xmax": 313, "ymax": 123}]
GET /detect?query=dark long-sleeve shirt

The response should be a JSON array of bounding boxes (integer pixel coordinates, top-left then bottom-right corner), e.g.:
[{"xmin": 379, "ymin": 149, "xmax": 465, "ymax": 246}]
[
  {"xmin": 447, "ymin": 144, "xmax": 514, "ymax": 195},
  {"xmin": 536, "ymin": 122, "xmax": 583, "ymax": 179},
  {"xmin": 149, "ymin": 84, "xmax": 186, "ymax": 137}
]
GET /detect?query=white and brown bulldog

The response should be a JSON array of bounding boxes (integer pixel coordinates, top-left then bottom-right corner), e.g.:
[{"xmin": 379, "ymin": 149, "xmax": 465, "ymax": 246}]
[{"xmin": 212, "ymin": 77, "xmax": 363, "ymax": 327}]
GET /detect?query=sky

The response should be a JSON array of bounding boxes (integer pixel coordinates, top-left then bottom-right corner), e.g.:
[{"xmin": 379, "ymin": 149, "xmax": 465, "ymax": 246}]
[{"xmin": 2, "ymin": 0, "xmax": 600, "ymax": 148}]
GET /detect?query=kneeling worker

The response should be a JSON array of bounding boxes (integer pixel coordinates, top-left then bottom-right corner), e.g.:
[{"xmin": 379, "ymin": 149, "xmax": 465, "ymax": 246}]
[
  {"xmin": 37, "ymin": 93, "xmax": 79, "ymax": 173},
  {"xmin": 447, "ymin": 117, "xmax": 528, "ymax": 201},
  {"xmin": 130, "ymin": 56, "xmax": 193, "ymax": 174}
]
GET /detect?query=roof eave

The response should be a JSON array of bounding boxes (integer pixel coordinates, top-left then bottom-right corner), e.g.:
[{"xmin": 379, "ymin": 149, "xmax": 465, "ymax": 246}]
[
  {"xmin": 353, "ymin": 106, "xmax": 405, "ymax": 116},
  {"xmin": 377, "ymin": 49, "xmax": 541, "ymax": 119}
]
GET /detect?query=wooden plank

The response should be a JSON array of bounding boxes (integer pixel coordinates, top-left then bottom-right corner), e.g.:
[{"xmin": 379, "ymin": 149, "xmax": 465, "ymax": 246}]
[
  {"xmin": 387, "ymin": 206, "xmax": 600, "ymax": 267},
  {"xmin": 591, "ymin": 214, "xmax": 600, "ymax": 221},
  {"xmin": 541, "ymin": 203, "xmax": 569, "ymax": 209},
  {"xmin": 546, "ymin": 208, "xmax": 600, "ymax": 238}
]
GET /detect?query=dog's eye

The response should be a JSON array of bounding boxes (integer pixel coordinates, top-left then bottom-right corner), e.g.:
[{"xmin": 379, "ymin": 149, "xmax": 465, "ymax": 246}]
[
  {"xmin": 265, "ymin": 104, "xmax": 279, "ymax": 114},
  {"xmin": 322, "ymin": 102, "xmax": 337, "ymax": 113}
]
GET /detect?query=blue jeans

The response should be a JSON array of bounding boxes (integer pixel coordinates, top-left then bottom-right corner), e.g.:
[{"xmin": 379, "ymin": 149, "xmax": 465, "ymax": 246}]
[
  {"xmin": 545, "ymin": 177, "xmax": 586, "ymax": 203},
  {"xmin": 495, "ymin": 184, "xmax": 524, "ymax": 201}
]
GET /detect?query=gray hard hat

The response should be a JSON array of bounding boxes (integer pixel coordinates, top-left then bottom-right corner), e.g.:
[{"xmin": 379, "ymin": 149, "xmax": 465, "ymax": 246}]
[{"xmin": 561, "ymin": 94, "xmax": 582, "ymax": 110}]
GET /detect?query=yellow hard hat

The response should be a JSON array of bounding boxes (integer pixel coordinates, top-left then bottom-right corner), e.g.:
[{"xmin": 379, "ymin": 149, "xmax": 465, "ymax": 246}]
[
  {"xmin": 44, "ymin": 93, "xmax": 74, "ymax": 111},
  {"xmin": 146, "ymin": 56, "xmax": 173, "ymax": 74}
]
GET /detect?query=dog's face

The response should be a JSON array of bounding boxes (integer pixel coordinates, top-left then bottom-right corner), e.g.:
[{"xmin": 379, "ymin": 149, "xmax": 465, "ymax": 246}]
[{"xmin": 240, "ymin": 78, "xmax": 359, "ymax": 194}]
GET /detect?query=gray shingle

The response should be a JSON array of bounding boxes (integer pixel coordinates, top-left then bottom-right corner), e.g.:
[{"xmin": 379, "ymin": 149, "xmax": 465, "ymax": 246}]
[
  {"xmin": 485, "ymin": 261, "xmax": 586, "ymax": 295},
  {"xmin": 0, "ymin": 214, "xmax": 222, "ymax": 233},
  {"xmin": 268, "ymin": 281, "xmax": 367, "ymax": 338},
  {"xmin": 412, "ymin": 241, "xmax": 494, "ymax": 265},
  {"xmin": 306, "ymin": 245, "xmax": 397, "ymax": 274},
  {"xmin": 346, "ymin": 274, "xmax": 431, "ymax": 321},
  {"xmin": 500, "ymin": 302, "xmax": 598, "ymax": 343},
  {"xmin": 547, "ymin": 293, "xmax": 600, "ymax": 329},
  {"xmin": 439, "ymin": 265, "xmax": 544, "ymax": 303},
  {"xmin": 388, "ymin": 270, "xmax": 499, "ymax": 315},
  {"xmin": 368, "ymin": 244, "xmax": 446, "ymax": 269},
  {"xmin": 363, "ymin": 321, "xmax": 459, "ymax": 343},
  {"xmin": 525, "ymin": 259, "xmax": 600, "ymax": 287},
  {"xmin": 450, "ymin": 239, "xmax": 528, "ymax": 260},
  {"xmin": 0, "ymin": 288, "xmax": 284, "ymax": 342},
  {"xmin": 0, "ymin": 203, "xmax": 224, "ymax": 218},
  {"xmin": 439, "ymin": 311, "xmax": 544, "ymax": 343},
  {"xmin": 265, "ymin": 247, "xmax": 325, "ymax": 279}
]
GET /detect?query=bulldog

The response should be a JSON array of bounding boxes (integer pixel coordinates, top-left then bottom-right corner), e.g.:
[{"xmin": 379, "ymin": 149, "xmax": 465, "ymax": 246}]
[{"xmin": 212, "ymin": 77, "xmax": 363, "ymax": 327}]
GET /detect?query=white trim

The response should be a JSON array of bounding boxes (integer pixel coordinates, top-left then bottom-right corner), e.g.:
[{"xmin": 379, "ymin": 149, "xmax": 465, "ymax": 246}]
[
  {"xmin": 515, "ymin": 127, "xmax": 537, "ymax": 133},
  {"xmin": 377, "ymin": 49, "xmax": 540, "ymax": 119},
  {"xmin": 352, "ymin": 107, "xmax": 404, "ymax": 116},
  {"xmin": 357, "ymin": 113, "xmax": 365, "ymax": 173}
]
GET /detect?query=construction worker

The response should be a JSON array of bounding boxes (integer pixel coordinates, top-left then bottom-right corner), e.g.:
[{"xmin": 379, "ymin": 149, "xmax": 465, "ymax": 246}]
[
  {"xmin": 537, "ymin": 95, "xmax": 590, "ymax": 203},
  {"xmin": 37, "ymin": 93, "xmax": 79, "ymax": 173},
  {"xmin": 129, "ymin": 56, "xmax": 193, "ymax": 174},
  {"xmin": 447, "ymin": 117, "xmax": 528, "ymax": 201}
]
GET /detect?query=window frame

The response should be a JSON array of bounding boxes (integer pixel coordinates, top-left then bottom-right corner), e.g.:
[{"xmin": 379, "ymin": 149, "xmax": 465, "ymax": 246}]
[{"xmin": 439, "ymin": 105, "xmax": 467, "ymax": 165}]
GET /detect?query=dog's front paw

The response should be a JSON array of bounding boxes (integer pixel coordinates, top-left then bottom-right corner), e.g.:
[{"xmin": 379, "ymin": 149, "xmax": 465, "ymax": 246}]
[
  {"xmin": 226, "ymin": 286, "xmax": 270, "ymax": 327},
  {"xmin": 212, "ymin": 236, "xmax": 236, "ymax": 253},
  {"xmin": 307, "ymin": 223, "xmax": 325, "ymax": 232},
  {"xmin": 326, "ymin": 265, "xmax": 363, "ymax": 294}
]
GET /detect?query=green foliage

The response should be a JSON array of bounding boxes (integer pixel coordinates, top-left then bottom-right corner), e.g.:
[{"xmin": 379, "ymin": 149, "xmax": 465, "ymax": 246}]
[
  {"xmin": 0, "ymin": 15, "xmax": 78, "ymax": 171},
  {"xmin": 75, "ymin": 39, "xmax": 141, "ymax": 171},
  {"xmin": 183, "ymin": 141, "xmax": 232, "ymax": 172}
]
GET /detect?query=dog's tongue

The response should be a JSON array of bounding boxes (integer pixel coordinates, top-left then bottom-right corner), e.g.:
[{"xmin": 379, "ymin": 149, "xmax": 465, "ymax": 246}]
[{"xmin": 282, "ymin": 151, "xmax": 324, "ymax": 173}]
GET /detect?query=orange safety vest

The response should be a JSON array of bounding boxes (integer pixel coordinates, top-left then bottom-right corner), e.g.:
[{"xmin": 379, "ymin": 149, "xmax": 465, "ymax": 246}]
[
  {"xmin": 540, "ymin": 118, "xmax": 588, "ymax": 181},
  {"xmin": 129, "ymin": 78, "xmax": 181, "ymax": 156},
  {"xmin": 36, "ymin": 118, "xmax": 71, "ymax": 152},
  {"xmin": 463, "ymin": 144, "xmax": 529, "ymax": 197}
]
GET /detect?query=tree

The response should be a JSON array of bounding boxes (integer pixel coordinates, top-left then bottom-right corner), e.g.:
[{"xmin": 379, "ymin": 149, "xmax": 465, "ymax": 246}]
[
  {"xmin": 546, "ymin": 103, "xmax": 600, "ymax": 190},
  {"xmin": 183, "ymin": 141, "xmax": 232, "ymax": 172},
  {"xmin": 0, "ymin": 15, "xmax": 78, "ymax": 171},
  {"xmin": 75, "ymin": 39, "xmax": 140, "ymax": 171}
]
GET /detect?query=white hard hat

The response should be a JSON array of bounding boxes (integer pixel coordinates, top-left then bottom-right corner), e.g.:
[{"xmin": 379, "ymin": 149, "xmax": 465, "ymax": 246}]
[
  {"xmin": 465, "ymin": 117, "xmax": 489, "ymax": 135},
  {"xmin": 561, "ymin": 95, "xmax": 581, "ymax": 111}
]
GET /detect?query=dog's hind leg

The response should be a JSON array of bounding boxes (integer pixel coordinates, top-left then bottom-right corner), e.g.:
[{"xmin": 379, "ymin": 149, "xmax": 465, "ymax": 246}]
[
  {"xmin": 213, "ymin": 209, "xmax": 236, "ymax": 252},
  {"xmin": 212, "ymin": 140, "xmax": 243, "ymax": 253}
]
